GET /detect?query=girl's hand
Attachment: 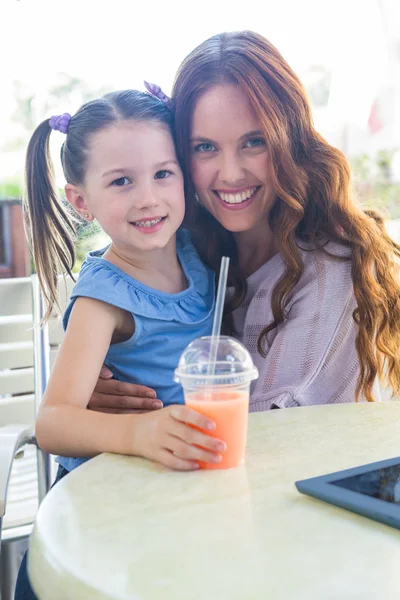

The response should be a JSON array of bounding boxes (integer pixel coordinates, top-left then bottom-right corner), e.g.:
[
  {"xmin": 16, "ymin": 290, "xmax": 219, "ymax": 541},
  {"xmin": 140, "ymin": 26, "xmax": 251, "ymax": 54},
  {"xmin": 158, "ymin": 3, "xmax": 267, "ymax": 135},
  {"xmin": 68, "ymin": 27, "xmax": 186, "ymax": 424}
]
[
  {"xmin": 88, "ymin": 366, "xmax": 162, "ymax": 414},
  {"xmin": 131, "ymin": 405, "xmax": 226, "ymax": 471}
]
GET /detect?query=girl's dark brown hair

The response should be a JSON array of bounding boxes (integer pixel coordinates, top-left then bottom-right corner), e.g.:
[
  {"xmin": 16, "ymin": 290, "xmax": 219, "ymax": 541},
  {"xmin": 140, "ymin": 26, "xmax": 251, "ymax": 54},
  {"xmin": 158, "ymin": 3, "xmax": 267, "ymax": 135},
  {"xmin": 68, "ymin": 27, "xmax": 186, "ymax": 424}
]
[
  {"xmin": 25, "ymin": 90, "xmax": 174, "ymax": 320},
  {"xmin": 172, "ymin": 30, "xmax": 400, "ymax": 402}
]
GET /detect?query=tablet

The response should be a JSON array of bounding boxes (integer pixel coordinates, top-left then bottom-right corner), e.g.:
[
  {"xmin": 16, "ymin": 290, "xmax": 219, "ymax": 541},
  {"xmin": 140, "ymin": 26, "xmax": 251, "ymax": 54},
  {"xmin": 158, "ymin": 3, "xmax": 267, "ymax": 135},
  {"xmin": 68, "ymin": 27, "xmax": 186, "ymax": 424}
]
[{"xmin": 295, "ymin": 457, "xmax": 400, "ymax": 530}]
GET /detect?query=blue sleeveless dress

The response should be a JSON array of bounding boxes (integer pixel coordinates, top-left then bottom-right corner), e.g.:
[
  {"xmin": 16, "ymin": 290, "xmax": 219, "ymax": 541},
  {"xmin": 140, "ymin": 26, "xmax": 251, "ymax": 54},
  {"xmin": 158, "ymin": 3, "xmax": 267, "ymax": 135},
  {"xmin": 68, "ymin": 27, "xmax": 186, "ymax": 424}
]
[{"xmin": 57, "ymin": 230, "xmax": 215, "ymax": 471}]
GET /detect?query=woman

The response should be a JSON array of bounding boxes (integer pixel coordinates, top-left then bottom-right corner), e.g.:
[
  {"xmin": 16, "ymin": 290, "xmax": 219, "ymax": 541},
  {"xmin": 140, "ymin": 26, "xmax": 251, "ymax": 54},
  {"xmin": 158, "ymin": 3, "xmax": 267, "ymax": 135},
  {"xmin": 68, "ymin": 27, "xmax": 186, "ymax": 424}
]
[{"xmin": 91, "ymin": 30, "xmax": 400, "ymax": 410}]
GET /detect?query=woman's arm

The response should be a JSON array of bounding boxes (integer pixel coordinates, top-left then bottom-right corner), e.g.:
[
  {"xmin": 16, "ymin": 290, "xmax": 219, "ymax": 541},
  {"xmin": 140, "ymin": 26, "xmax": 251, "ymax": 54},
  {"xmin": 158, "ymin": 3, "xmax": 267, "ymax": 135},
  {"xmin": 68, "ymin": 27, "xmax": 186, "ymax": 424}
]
[{"xmin": 36, "ymin": 297, "xmax": 225, "ymax": 469}]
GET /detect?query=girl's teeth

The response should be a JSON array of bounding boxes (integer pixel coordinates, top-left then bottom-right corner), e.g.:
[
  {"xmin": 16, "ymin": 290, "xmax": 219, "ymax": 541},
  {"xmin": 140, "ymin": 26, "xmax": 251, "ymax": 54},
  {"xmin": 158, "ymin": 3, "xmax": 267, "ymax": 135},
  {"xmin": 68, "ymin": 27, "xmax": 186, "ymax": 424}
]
[
  {"xmin": 218, "ymin": 187, "xmax": 257, "ymax": 204},
  {"xmin": 133, "ymin": 218, "xmax": 163, "ymax": 227}
]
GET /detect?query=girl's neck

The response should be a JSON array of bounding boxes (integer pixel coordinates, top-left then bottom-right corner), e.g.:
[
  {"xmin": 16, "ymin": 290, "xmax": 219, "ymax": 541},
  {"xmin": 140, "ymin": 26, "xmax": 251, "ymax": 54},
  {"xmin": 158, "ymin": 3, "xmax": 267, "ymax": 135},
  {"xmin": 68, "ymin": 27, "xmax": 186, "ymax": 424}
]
[
  {"xmin": 234, "ymin": 219, "xmax": 278, "ymax": 279},
  {"xmin": 103, "ymin": 237, "xmax": 188, "ymax": 294}
]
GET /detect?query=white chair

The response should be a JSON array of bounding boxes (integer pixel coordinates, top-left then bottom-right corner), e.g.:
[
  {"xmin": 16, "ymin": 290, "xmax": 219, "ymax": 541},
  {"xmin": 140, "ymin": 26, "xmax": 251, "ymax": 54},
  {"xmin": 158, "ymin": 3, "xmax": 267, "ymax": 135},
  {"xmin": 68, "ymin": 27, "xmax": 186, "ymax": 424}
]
[{"xmin": 0, "ymin": 275, "xmax": 72, "ymax": 600}]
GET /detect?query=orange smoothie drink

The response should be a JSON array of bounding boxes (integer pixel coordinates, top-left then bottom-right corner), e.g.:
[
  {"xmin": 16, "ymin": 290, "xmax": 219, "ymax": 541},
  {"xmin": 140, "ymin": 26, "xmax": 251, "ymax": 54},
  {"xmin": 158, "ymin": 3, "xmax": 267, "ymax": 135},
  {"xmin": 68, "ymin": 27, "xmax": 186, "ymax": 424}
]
[
  {"xmin": 174, "ymin": 336, "xmax": 258, "ymax": 471},
  {"xmin": 185, "ymin": 387, "xmax": 249, "ymax": 469}
]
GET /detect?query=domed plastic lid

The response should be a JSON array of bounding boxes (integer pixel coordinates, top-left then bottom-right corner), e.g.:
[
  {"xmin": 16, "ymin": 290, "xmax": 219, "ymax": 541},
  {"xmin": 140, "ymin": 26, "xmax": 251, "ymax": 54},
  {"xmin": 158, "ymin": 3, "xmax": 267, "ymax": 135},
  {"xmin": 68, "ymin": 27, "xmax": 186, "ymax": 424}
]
[{"xmin": 174, "ymin": 336, "xmax": 258, "ymax": 387}]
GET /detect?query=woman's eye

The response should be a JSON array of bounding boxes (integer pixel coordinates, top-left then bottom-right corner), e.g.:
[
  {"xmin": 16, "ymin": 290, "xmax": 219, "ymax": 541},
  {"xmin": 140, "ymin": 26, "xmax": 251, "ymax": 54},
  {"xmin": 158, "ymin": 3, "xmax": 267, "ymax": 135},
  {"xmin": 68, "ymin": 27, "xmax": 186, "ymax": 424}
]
[
  {"xmin": 155, "ymin": 170, "xmax": 172, "ymax": 179},
  {"xmin": 112, "ymin": 177, "xmax": 130, "ymax": 186},
  {"xmin": 245, "ymin": 138, "xmax": 266, "ymax": 149},
  {"xmin": 194, "ymin": 142, "xmax": 217, "ymax": 153}
]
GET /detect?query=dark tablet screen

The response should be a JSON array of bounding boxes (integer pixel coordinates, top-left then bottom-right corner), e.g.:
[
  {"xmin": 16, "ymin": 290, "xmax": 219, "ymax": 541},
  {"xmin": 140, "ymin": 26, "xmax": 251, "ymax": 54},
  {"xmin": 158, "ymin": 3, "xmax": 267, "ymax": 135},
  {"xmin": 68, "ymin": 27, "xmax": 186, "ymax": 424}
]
[{"xmin": 332, "ymin": 464, "xmax": 400, "ymax": 504}]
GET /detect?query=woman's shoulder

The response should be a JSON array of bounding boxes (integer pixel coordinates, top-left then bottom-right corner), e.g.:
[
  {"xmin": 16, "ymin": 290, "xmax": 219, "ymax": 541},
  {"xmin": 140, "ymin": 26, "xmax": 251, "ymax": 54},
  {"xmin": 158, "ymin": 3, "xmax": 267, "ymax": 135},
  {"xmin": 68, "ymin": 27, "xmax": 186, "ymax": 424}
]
[
  {"xmin": 291, "ymin": 240, "xmax": 354, "ymax": 305},
  {"xmin": 301, "ymin": 238, "xmax": 351, "ymax": 257},
  {"xmin": 251, "ymin": 239, "xmax": 354, "ymax": 306},
  {"xmin": 253, "ymin": 239, "xmax": 352, "ymax": 286},
  {"xmin": 299, "ymin": 240, "xmax": 352, "ymax": 278}
]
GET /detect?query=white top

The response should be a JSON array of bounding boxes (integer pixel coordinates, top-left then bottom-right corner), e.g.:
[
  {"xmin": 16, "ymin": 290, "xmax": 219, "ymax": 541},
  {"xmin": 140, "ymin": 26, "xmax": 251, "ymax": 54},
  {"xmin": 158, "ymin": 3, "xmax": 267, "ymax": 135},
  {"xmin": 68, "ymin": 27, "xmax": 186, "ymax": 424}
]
[
  {"xmin": 29, "ymin": 402, "xmax": 400, "ymax": 600},
  {"xmin": 232, "ymin": 242, "xmax": 368, "ymax": 411}
]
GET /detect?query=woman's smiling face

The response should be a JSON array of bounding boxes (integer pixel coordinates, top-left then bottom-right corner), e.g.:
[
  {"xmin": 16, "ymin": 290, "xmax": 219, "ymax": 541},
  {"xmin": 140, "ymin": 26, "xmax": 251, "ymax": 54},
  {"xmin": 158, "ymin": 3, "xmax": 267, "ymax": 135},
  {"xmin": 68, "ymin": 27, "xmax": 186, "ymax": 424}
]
[{"xmin": 190, "ymin": 83, "xmax": 276, "ymax": 233}]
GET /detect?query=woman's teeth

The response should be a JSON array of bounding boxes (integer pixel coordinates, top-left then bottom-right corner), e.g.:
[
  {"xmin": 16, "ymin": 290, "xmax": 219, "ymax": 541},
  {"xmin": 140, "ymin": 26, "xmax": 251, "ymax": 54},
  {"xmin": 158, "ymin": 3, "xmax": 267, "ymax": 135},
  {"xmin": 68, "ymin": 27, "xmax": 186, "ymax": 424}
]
[
  {"xmin": 133, "ymin": 218, "xmax": 163, "ymax": 227},
  {"xmin": 217, "ymin": 187, "xmax": 257, "ymax": 204}
]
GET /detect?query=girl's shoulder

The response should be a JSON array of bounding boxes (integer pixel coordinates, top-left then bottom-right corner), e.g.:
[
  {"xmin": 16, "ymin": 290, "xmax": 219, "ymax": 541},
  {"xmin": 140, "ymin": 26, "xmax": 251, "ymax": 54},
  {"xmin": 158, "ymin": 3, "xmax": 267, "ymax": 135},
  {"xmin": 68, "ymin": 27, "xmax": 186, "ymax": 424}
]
[{"xmin": 63, "ymin": 231, "xmax": 215, "ymax": 328}]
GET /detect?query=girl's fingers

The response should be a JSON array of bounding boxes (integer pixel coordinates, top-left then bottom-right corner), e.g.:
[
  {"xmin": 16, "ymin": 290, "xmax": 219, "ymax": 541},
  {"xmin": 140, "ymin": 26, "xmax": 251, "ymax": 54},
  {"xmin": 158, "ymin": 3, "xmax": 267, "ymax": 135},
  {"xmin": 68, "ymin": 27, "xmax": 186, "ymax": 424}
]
[
  {"xmin": 168, "ymin": 435, "xmax": 223, "ymax": 464},
  {"xmin": 158, "ymin": 449, "xmax": 200, "ymax": 471},
  {"xmin": 171, "ymin": 420, "xmax": 226, "ymax": 454},
  {"xmin": 170, "ymin": 405, "xmax": 216, "ymax": 431}
]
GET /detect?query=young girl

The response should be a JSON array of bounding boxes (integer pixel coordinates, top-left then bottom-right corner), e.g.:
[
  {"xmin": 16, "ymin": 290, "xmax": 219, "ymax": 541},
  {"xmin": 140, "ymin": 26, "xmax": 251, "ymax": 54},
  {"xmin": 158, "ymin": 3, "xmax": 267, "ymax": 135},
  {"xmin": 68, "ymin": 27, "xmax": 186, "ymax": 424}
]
[{"xmin": 24, "ymin": 89, "xmax": 227, "ymax": 475}]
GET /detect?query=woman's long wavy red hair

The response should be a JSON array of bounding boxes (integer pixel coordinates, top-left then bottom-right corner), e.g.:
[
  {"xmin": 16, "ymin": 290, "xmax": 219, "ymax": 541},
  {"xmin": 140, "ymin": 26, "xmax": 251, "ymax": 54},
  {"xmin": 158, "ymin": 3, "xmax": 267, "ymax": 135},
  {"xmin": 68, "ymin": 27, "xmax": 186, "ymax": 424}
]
[{"xmin": 172, "ymin": 30, "xmax": 400, "ymax": 402}]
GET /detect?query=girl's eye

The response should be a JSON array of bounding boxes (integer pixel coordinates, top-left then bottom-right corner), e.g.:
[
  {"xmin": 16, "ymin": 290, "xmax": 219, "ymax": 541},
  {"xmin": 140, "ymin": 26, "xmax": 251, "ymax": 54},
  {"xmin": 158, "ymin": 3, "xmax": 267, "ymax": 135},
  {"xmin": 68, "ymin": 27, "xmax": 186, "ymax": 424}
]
[
  {"xmin": 155, "ymin": 170, "xmax": 172, "ymax": 179},
  {"xmin": 112, "ymin": 177, "xmax": 130, "ymax": 186},
  {"xmin": 193, "ymin": 142, "xmax": 217, "ymax": 153},
  {"xmin": 245, "ymin": 138, "xmax": 266, "ymax": 149}
]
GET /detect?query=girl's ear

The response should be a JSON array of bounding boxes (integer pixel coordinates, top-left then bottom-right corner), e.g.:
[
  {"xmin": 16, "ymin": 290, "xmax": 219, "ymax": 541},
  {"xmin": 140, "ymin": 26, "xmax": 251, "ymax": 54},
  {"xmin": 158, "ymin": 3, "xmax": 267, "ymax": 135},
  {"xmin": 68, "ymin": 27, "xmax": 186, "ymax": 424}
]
[{"xmin": 65, "ymin": 184, "xmax": 94, "ymax": 221}]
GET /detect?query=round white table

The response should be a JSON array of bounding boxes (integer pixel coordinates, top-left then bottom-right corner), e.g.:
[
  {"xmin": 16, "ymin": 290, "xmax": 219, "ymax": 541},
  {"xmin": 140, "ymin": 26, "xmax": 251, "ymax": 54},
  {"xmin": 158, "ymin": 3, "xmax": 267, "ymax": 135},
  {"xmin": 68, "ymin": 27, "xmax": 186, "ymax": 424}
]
[{"xmin": 29, "ymin": 402, "xmax": 400, "ymax": 600}]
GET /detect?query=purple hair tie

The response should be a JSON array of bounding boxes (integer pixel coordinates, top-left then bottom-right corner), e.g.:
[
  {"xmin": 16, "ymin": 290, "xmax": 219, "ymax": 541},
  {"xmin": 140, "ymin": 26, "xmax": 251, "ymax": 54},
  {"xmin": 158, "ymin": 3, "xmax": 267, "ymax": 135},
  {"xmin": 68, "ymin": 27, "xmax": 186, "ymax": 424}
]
[
  {"xmin": 49, "ymin": 113, "xmax": 71, "ymax": 134},
  {"xmin": 144, "ymin": 81, "xmax": 170, "ymax": 104}
]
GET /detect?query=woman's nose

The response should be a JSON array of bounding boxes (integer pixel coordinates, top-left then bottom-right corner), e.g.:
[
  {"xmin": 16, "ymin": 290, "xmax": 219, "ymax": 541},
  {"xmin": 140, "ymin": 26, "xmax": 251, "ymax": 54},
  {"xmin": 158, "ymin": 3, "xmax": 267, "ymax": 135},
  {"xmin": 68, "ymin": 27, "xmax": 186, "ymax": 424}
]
[{"xmin": 219, "ymin": 152, "xmax": 246, "ymax": 185}]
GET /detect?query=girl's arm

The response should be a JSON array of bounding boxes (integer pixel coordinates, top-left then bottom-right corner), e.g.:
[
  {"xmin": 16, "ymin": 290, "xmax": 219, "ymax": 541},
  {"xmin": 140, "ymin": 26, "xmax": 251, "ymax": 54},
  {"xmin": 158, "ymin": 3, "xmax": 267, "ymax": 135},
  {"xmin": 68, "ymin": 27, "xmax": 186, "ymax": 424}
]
[{"xmin": 36, "ymin": 297, "xmax": 225, "ymax": 469}]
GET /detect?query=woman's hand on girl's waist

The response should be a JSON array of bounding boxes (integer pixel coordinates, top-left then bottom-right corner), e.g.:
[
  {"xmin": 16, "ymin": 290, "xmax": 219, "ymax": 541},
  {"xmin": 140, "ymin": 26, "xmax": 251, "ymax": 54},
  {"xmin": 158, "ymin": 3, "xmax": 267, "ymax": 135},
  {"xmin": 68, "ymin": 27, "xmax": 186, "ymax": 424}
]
[{"xmin": 88, "ymin": 365, "xmax": 162, "ymax": 414}]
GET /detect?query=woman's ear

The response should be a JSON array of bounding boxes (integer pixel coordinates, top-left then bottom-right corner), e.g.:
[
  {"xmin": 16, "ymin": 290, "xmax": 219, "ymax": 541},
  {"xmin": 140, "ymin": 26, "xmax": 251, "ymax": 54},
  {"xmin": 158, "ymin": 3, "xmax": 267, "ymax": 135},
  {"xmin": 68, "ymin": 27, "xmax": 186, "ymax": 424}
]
[{"xmin": 64, "ymin": 184, "xmax": 93, "ymax": 221}]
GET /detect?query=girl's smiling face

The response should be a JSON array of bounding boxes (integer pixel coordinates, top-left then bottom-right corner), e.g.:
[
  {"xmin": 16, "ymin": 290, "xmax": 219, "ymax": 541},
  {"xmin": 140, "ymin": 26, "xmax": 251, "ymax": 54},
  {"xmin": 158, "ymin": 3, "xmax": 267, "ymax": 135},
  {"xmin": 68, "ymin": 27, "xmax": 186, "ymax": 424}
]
[{"xmin": 67, "ymin": 119, "xmax": 185, "ymax": 256}]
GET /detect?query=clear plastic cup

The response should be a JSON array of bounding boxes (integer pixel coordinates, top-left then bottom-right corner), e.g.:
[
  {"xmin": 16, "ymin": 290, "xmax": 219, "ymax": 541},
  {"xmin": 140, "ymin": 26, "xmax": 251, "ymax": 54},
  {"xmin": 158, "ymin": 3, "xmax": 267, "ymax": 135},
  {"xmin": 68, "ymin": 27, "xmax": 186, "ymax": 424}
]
[{"xmin": 174, "ymin": 336, "xmax": 258, "ymax": 469}]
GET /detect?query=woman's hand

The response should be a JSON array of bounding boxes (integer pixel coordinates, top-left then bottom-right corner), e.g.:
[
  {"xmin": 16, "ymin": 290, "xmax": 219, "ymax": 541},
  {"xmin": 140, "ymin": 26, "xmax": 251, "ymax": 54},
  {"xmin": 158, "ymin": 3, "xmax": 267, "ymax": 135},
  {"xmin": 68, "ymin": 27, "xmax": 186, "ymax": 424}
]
[
  {"xmin": 131, "ymin": 404, "xmax": 226, "ymax": 471},
  {"xmin": 88, "ymin": 366, "xmax": 162, "ymax": 414}
]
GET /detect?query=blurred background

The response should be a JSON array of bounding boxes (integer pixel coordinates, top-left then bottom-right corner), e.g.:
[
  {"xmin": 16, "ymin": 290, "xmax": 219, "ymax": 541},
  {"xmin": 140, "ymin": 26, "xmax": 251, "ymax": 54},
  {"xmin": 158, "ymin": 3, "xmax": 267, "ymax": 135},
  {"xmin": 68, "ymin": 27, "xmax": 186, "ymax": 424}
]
[{"xmin": 1, "ymin": 0, "xmax": 399, "ymax": 276}]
